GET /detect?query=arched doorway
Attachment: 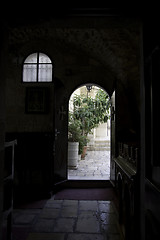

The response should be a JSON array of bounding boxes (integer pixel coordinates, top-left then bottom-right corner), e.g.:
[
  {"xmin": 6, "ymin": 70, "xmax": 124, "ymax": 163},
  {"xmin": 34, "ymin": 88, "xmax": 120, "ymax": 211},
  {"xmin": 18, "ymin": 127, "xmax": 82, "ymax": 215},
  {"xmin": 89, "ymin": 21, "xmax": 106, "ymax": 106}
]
[{"xmin": 67, "ymin": 84, "xmax": 111, "ymax": 180}]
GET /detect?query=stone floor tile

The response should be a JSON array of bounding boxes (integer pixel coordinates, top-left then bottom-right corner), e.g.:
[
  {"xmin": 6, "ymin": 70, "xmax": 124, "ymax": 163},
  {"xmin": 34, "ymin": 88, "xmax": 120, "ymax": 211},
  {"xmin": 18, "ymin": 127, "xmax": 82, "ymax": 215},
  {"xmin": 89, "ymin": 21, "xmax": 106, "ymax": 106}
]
[
  {"xmin": 99, "ymin": 202, "xmax": 115, "ymax": 213},
  {"xmin": 32, "ymin": 219, "xmax": 55, "ymax": 232},
  {"xmin": 54, "ymin": 218, "xmax": 75, "ymax": 232},
  {"xmin": 45, "ymin": 202, "xmax": 62, "ymax": 208},
  {"xmin": 67, "ymin": 233, "xmax": 104, "ymax": 240},
  {"xmin": 13, "ymin": 213, "xmax": 36, "ymax": 225},
  {"xmin": 78, "ymin": 211, "xmax": 98, "ymax": 219},
  {"xmin": 68, "ymin": 150, "xmax": 110, "ymax": 180},
  {"xmin": 76, "ymin": 217, "xmax": 100, "ymax": 233},
  {"xmin": 14, "ymin": 209, "xmax": 41, "ymax": 213},
  {"xmin": 79, "ymin": 200, "xmax": 98, "ymax": 211},
  {"xmin": 93, "ymin": 170, "xmax": 102, "ymax": 175},
  {"xmin": 102, "ymin": 174, "xmax": 110, "ymax": 179},
  {"xmin": 98, "ymin": 201, "xmax": 111, "ymax": 204},
  {"xmin": 61, "ymin": 206, "xmax": 78, "ymax": 218},
  {"xmin": 100, "ymin": 213, "xmax": 117, "ymax": 225},
  {"xmin": 93, "ymin": 174, "xmax": 103, "ymax": 178},
  {"xmin": 89, "ymin": 167, "xmax": 98, "ymax": 171},
  {"xmin": 77, "ymin": 172, "xmax": 86, "ymax": 176},
  {"xmin": 39, "ymin": 208, "xmax": 60, "ymax": 218},
  {"xmin": 13, "ymin": 199, "xmax": 123, "ymax": 240},
  {"xmin": 27, "ymin": 232, "xmax": 65, "ymax": 240},
  {"xmin": 13, "ymin": 209, "xmax": 41, "ymax": 219},
  {"xmin": 104, "ymin": 174, "xmax": 110, "ymax": 179},
  {"xmin": 45, "ymin": 199, "xmax": 62, "ymax": 209},
  {"xmin": 63, "ymin": 200, "xmax": 78, "ymax": 207}
]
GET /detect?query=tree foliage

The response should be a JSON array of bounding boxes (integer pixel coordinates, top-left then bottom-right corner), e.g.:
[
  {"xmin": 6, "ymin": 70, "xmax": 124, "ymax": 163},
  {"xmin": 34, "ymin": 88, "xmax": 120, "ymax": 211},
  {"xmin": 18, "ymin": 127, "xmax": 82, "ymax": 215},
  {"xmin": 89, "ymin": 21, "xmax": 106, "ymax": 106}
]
[{"xmin": 72, "ymin": 89, "xmax": 110, "ymax": 136}]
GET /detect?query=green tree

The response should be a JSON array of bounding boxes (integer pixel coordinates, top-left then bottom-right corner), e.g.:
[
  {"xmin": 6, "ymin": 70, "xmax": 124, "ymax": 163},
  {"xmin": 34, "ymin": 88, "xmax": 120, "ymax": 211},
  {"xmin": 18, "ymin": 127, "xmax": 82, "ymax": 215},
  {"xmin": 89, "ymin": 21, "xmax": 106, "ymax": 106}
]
[
  {"xmin": 72, "ymin": 89, "xmax": 110, "ymax": 136},
  {"xmin": 94, "ymin": 89, "xmax": 110, "ymax": 123}
]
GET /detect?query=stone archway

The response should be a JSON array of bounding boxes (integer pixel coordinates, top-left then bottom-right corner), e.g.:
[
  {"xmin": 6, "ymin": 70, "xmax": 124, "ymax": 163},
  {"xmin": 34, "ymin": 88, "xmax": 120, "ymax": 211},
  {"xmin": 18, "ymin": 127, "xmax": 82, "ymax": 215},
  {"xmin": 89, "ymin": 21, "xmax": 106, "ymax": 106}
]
[{"xmin": 67, "ymin": 84, "xmax": 111, "ymax": 180}]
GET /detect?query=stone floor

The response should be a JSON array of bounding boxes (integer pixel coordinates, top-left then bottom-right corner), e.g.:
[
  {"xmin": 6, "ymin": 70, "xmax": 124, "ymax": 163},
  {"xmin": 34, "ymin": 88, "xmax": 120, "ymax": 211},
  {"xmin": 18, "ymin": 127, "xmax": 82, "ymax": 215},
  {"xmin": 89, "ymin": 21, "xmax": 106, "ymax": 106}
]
[
  {"xmin": 68, "ymin": 150, "xmax": 110, "ymax": 180},
  {"xmin": 12, "ymin": 198, "xmax": 123, "ymax": 240}
]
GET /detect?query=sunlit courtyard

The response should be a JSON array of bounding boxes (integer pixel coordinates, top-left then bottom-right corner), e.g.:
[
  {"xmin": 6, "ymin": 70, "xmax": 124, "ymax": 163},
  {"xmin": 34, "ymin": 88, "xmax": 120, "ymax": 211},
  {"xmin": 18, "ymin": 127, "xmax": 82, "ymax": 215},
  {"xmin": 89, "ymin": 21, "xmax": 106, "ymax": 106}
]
[{"xmin": 68, "ymin": 150, "xmax": 110, "ymax": 180}]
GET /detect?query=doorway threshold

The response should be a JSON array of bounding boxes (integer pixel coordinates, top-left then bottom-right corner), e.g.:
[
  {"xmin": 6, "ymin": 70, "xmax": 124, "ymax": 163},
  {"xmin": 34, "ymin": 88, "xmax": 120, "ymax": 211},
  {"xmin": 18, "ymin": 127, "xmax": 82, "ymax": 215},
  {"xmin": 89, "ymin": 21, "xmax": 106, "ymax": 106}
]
[
  {"xmin": 63, "ymin": 179, "xmax": 113, "ymax": 188},
  {"xmin": 68, "ymin": 176, "xmax": 109, "ymax": 180}
]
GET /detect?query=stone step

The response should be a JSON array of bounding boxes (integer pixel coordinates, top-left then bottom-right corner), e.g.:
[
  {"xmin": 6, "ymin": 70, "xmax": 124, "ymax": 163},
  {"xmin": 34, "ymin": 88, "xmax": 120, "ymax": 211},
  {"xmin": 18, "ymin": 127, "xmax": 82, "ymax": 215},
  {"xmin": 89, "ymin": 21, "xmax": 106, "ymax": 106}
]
[
  {"xmin": 87, "ymin": 139, "xmax": 110, "ymax": 151},
  {"xmin": 94, "ymin": 140, "xmax": 110, "ymax": 146},
  {"xmin": 87, "ymin": 146, "xmax": 110, "ymax": 151},
  {"xmin": 94, "ymin": 147, "xmax": 110, "ymax": 151},
  {"xmin": 94, "ymin": 143, "xmax": 110, "ymax": 147},
  {"xmin": 94, "ymin": 139, "xmax": 110, "ymax": 143}
]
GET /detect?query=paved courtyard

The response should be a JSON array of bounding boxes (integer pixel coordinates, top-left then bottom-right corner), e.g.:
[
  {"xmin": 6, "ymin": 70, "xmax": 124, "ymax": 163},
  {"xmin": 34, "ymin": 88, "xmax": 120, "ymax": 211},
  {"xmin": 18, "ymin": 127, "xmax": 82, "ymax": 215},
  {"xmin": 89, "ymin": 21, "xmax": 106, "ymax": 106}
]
[
  {"xmin": 68, "ymin": 150, "xmax": 110, "ymax": 180},
  {"xmin": 12, "ymin": 198, "xmax": 123, "ymax": 240}
]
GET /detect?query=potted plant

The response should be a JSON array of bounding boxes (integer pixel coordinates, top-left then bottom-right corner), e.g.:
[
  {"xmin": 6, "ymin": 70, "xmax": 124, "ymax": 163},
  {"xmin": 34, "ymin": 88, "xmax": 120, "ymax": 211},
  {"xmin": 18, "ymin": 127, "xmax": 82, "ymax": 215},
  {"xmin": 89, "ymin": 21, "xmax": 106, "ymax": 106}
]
[
  {"xmin": 78, "ymin": 134, "xmax": 89, "ymax": 159},
  {"xmin": 68, "ymin": 114, "xmax": 82, "ymax": 169}
]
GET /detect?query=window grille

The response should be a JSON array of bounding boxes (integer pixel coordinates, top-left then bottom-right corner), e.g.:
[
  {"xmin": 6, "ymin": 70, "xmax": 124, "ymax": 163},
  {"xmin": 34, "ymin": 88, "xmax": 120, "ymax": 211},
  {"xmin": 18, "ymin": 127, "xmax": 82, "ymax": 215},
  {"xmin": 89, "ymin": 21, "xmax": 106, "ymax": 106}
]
[{"xmin": 23, "ymin": 53, "xmax": 52, "ymax": 82}]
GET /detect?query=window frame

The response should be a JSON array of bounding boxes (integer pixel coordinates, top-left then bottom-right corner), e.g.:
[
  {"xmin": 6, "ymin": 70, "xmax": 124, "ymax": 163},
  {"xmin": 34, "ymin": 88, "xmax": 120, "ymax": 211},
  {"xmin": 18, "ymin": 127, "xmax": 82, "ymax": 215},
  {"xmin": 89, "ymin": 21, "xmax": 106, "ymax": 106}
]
[{"xmin": 22, "ymin": 52, "xmax": 53, "ymax": 83}]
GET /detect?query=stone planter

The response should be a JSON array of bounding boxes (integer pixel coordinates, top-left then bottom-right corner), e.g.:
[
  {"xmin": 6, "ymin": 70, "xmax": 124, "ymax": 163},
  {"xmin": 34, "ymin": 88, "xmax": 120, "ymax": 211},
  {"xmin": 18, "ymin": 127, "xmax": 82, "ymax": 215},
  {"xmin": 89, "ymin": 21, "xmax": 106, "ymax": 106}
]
[{"xmin": 68, "ymin": 142, "xmax": 79, "ymax": 169}]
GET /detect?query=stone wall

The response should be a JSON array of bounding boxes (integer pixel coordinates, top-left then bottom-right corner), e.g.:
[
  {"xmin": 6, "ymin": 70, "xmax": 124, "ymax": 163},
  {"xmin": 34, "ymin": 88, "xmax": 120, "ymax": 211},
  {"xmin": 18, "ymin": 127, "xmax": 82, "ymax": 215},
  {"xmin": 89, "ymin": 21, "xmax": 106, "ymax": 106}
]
[
  {"xmin": 0, "ymin": 23, "xmax": 8, "ymax": 240},
  {"xmin": 3, "ymin": 16, "xmax": 141, "ymax": 201}
]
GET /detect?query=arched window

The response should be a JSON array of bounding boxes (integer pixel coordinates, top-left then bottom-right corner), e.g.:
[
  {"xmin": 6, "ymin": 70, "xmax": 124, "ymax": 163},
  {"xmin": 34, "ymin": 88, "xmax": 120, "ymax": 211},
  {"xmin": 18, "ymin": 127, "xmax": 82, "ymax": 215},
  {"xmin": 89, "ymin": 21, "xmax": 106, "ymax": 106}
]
[{"xmin": 23, "ymin": 52, "xmax": 52, "ymax": 82}]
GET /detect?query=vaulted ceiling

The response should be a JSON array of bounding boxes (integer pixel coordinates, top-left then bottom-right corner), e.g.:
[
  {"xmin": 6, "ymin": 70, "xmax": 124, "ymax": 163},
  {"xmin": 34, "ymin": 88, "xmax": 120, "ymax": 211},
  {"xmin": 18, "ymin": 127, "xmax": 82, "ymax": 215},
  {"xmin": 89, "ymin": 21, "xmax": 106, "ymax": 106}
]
[{"xmin": 9, "ymin": 15, "xmax": 141, "ymax": 84}]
